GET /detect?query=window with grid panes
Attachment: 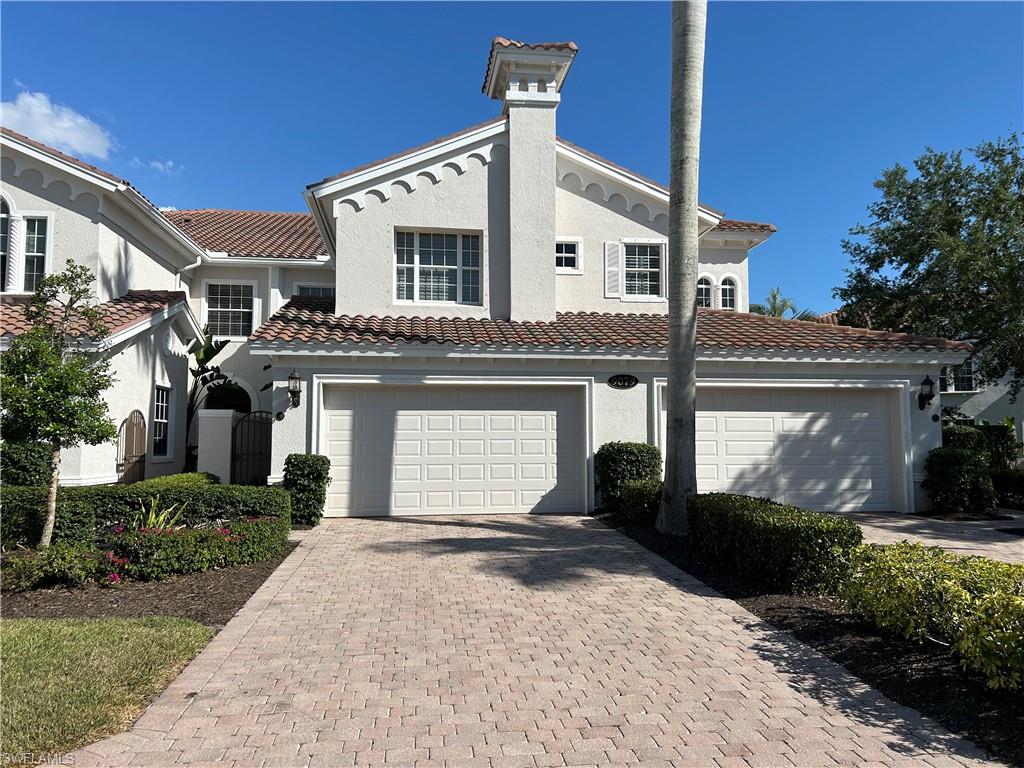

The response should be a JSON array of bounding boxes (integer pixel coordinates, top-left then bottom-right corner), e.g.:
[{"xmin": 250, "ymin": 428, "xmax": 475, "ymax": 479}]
[
  {"xmin": 206, "ymin": 284, "xmax": 255, "ymax": 336},
  {"xmin": 23, "ymin": 217, "xmax": 48, "ymax": 292},
  {"xmin": 555, "ymin": 242, "xmax": 579, "ymax": 272},
  {"xmin": 394, "ymin": 231, "xmax": 482, "ymax": 305},
  {"xmin": 624, "ymin": 243, "xmax": 661, "ymax": 296},
  {"xmin": 153, "ymin": 386, "xmax": 170, "ymax": 457}
]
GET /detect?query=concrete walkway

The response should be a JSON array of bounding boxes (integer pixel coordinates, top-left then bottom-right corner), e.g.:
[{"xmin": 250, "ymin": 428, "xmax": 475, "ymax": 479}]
[
  {"xmin": 73, "ymin": 516, "xmax": 1002, "ymax": 767},
  {"xmin": 839, "ymin": 510, "xmax": 1024, "ymax": 563}
]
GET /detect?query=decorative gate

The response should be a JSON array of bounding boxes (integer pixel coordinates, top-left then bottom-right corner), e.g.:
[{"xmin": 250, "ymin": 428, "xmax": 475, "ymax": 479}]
[
  {"xmin": 231, "ymin": 410, "xmax": 273, "ymax": 485},
  {"xmin": 117, "ymin": 410, "xmax": 147, "ymax": 484}
]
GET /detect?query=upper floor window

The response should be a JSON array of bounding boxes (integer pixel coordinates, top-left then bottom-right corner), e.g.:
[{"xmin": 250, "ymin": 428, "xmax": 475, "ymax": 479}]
[
  {"xmin": 206, "ymin": 283, "xmax": 255, "ymax": 337},
  {"xmin": 940, "ymin": 360, "xmax": 977, "ymax": 393},
  {"xmin": 394, "ymin": 231, "xmax": 481, "ymax": 305},
  {"xmin": 297, "ymin": 284, "xmax": 335, "ymax": 298},
  {"xmin": 697, "ymin": 277, "xmax": 712, "ymax": 308},
  {"xmin": 555, "ymin": 241, "xmax": 582, "ymax": 274},
  {"xmin": 720, "ymin": 278, "xmax": 737, "ymax": 311},
  {"xmin": 624, "ymin": 243, "xmax": 661, "ymax": 297},
  {"xmin": 23, "ymin": 217, "xmax": 48, "ymax": 292},
  {"xmin": 152, "ymin": 386, "xmax": 171, "ymax": 458}
]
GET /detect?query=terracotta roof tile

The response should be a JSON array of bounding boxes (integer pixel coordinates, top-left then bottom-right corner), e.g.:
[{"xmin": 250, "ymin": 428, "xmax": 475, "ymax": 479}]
[
  {"xmin": 1, "ymin": 290, "xmax": 188, "ymax": 338},
  {"xmin": 713, "ymin": 219, "xmax": 777, "ymax": 234},
  {"xmin": 251, "ymin": 297, "xmax": 971, "ymax": 356},
  {"xmin": 164, "ymin": 209, "xmax": 327, "ymax": 259}
]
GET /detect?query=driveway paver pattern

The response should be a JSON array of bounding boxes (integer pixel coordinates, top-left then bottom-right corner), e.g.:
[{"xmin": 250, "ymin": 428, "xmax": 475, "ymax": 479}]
[{"xmin": 72, "ymin": 515, "xmax": 1002, "ymax": 768}]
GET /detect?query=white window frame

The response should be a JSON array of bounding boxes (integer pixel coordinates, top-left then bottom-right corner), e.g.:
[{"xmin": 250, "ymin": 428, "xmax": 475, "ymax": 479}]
[
  {"xmin": 940, "ymin": 361, "xmax": 978, "ymax": 394},
  {"xmin": 620, "ymin": 238, "xmax": 668, "ymax": 302},
  {"xmin": 293, "ymin": 282, "xmax": 336, "ymax": 299},
  {"xmin": 201, "ymin": 279, "xmax": 261, "ymax": 341},
  {"xmin": 555, "ymin": 237, "xmax": 584, "ymax": 275},
  {"xmin": 393, "ymin": 228, "xmax": 484, "ymax": 307},
  {"xmin": 14, "ymin": 210, "xmax": 54, "ymax": 295},
  {"xmin": 696, "ymin": 273, "xmax": 716, "ymax": 309},
  {"xmin": 719, "ymin": 274, "xmax": 739, "ymax": 311},
  {"xmin": 151, "ymin": 383, "xmax": 174, "ymax": 462}
]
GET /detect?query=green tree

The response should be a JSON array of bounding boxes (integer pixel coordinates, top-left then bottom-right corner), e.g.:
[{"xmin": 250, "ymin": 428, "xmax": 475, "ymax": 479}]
[
  {"xmin": 750, "ymin": 287, "xmax": 818, "ymax": 321},
  {"xmin": 0, "ymin": 262, "xmax": 117, "ymax": 547},
  {"xmin": 659, "ymin": 0, "xmax": 707, "ymax": 537},
  {"xmin": 835, "ymin": 134, "xmax": 1023, "ymax": 395}
]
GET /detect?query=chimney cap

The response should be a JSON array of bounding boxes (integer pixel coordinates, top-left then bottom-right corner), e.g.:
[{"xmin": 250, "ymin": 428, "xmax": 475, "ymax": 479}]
[{"xmin": 483, "ymin": 37, "xmax": 579, "ymax": 102}]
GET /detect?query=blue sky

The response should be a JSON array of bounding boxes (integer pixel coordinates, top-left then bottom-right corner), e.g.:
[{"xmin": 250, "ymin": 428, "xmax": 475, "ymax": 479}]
[{"xmin": 2, "ymin": 2, "xmax": 1021, "ymax": 312}]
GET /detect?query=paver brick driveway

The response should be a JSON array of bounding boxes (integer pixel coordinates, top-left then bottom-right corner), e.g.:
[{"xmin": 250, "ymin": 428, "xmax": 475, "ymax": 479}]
[{"xmin": 73, "ymin": 515, "xmax": 1001, "ymax": 767}]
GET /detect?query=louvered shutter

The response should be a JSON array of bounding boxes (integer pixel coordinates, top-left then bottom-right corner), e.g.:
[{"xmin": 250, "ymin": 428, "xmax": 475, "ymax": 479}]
[{"xmin": 604, "ymin": 241, "xmax": 622, "ymax": 298}]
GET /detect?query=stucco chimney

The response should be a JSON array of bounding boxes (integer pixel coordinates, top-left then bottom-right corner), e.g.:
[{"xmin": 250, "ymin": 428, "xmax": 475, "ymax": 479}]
[{"xmin": 483, "ymin": 38, "xmax": 578, "ymax": 322}]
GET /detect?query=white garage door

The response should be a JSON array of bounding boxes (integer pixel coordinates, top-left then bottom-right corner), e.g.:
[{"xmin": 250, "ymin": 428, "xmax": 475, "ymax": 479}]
[
  {"xmin": 661, "ymin": 388, "xmax": 896, "ymax": 511},
  {"xmin": 322, "ymin": 385, "xmax": 585, "ymax": 516}
]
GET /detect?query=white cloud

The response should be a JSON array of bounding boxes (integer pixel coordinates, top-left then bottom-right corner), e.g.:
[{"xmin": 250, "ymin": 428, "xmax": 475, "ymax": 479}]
[
  {"xmin": 158, "ymin": 206, "xmax": 177, "ymax": 212},
  {"xmin": 149, "ymin": 159, "xmax": 176, "ymax": 174},
  {"xmin": 1, "ymin": 90, "xmax": 114, "ymax": 160}
]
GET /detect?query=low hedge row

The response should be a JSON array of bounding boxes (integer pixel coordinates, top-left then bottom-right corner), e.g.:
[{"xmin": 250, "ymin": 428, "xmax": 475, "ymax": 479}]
[
  {"xmin": 2, "ymin": 515, "xmax": 290, "ymax": 591},
  {"xmin": 0, "ymin": 476, "xmax": 289, "ymax": 549},
  {"xmin": 616, "ymin": 478, "xmax": 663, "ymax": 525},
  {"xmin": 688, "ymin": 493, "xmax": 863, "ymax": 594},
  {"xmin": 844, "ymin": 542, "xmax": 1024, "ymax": 690}
]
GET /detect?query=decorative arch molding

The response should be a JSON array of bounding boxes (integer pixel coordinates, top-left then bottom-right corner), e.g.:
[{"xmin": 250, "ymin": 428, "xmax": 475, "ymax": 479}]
[
  {"xmin": 556, "ymin": 162, "xmax": 667, "ymax": 224},
  {"xmin": 332, "ymin": 141, "xmax": 505, "ymax": 215},
  {"xmin": 5, "ymin": 153, "xmax": 101, "ymax": 203}
]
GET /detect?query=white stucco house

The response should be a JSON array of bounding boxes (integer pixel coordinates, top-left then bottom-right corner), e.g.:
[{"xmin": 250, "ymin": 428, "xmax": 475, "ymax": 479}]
[{"xmin": 1, "ymin": 38, "xmax": 971, "ymax": 512}]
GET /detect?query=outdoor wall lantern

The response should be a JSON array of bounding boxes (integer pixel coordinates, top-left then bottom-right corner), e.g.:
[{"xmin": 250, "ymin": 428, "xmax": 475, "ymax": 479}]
[
  {"xmin": 917, "ymin": 375, "xmax": 935, "ymax": 410},
  {"xmin": 287, "ymin": 369, "xmax": 303, "ymax": 408}
]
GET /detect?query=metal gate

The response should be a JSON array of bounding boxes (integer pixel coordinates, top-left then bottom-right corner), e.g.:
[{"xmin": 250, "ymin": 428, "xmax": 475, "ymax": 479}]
[
  {"xmin": 117, "ymin": 410, "xmax": 147, "ymax": 484},
  {"xmin": 231, "ymin": 410, "xmax": 273, "ymax": 485}
]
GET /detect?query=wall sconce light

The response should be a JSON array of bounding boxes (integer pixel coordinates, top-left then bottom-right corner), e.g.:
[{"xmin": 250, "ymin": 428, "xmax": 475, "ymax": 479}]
[
  {"xmin": 917, "ymin": 375, "xmax": 935, "ymax": 411},
  {"xmin": 287, "ymin": 369, "xmax": 302, "ymax": 408}
]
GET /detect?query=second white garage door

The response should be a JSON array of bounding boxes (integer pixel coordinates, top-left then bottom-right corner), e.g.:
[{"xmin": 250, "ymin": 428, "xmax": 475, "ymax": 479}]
[
  {"xmin": 661, "ymin": 387, "xmax": 897, "ymax": 512},
  {"xmin": 322, "ymin": 385, "xmax": 585, "ymax": 516}
]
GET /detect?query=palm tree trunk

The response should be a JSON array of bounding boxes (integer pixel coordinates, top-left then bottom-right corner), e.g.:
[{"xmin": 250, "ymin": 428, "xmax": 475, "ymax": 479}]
[
  {"xmin": 657, "ymin": 0, "xmax": 707, "ymax": 536},
  {"xmin": 39, "ymin": 438, "xmax": 61, "ymax": 548}
]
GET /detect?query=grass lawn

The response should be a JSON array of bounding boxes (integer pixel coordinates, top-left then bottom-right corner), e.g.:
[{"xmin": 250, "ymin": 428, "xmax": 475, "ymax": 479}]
[{"xmin": 1, "ymin": 617, "xmax": 213, "ymax": 758}]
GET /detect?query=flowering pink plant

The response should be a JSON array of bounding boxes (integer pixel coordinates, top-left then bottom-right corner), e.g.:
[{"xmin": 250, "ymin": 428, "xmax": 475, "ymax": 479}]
[{"xmin": 106, "ymin": 573, "xmax": 122, "ymax": 585}]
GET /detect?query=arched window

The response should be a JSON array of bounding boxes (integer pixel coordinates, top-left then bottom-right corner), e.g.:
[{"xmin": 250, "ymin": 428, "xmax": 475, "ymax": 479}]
[
  {"xmin": 0, "ymin": 198, "xmax": 9, "ymax": 291},
  {"xmin": 720, "ymin": 278, "xmax": 737, "ymax": 311},
  {"xmin": 697, "ymin": 277, "xmax": 712, "ymax": 308}
]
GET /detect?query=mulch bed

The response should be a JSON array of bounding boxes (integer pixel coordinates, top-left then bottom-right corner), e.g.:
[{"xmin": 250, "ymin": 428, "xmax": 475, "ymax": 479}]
[
  {"xmin": 601, "ymin": 514, "xmax": 1024, "ymax": 768},
  {"xmin": 3, "ymin": 543, "xmax": 298, "ymax": 629}
]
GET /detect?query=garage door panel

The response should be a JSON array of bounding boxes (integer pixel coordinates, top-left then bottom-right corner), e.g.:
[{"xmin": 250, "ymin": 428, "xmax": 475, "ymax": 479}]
[
  {"xmin": 323, "ymin": 385, "xmax": 584, "ymax": 516},
  {"xmin": 670, "ymin": 388, "xmax": 895, "ymax": 512}
]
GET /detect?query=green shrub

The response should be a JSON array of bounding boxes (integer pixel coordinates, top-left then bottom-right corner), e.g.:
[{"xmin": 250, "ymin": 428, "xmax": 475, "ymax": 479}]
[
  {"xmin": 844, "ymin": 542, "xmax": 1024, "ymax": 689},
  {"xmin": 0, "ymin": 441, "xmax": 52, "ymax": 486},
  {"xmin": 922, "ymin": 447, "xmax": 997, "ymax": 515},
  {"xmin": 129, "ymin": 473, "xmax": 220, "ymax": 492},
  {"xmin": 976, "ymin": 424, "xmax": 1019, "ymax": 471},
  {"xmin": 594, "ymin": 442, "xmax": 662, "ymax": 512},
  {"xmin": 111, "ymin": 515, "xmax": 289, "ymax": 581},
  {"xmin": 992, "ymin": 468, "xmax": 1024, "ymax": 510},
  {"xmin": 1, "ymin": 544, "xmax": 103, "ymax": 592},
  {"xmin": 688, "ymin": 493, "xmax": 863, "ymax": 594},
  {"xmin": 942, "ymin": 423, "xmax": 987, "ymax": 452},
  {"xmin": 283, "ymin": 454, "xmax": 331, "ymax": 526},
  {"xmin": 617, "ymin": 479, "xmax": 663, "ymax": 525},
  {"xmin": 1, "ymin": 483, "xmax": 290, "ymax": 549}
]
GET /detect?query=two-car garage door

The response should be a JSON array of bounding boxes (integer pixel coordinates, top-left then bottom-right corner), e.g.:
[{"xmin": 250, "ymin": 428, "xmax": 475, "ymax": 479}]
[
  {"xmin": 661, "ymin": 388, "xmax": 896, "ymax": 512},
  {"xmin": 322, "ymin": 385, "xmax": 585, "ymax": 516}
]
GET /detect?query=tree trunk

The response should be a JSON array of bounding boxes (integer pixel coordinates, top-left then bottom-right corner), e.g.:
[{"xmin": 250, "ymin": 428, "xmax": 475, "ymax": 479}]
[
  {"xmin": 657, "ymin": 0, "xmax": 707, "ymax": 536},
  {"xmin": 39, "ymin": 438, "xmax": 61, "ymax": 548}
]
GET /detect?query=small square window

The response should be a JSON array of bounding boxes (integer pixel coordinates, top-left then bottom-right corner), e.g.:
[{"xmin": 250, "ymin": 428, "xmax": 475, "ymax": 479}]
[{"xmin": 555, "ymin": 241, "xmax": 581, "ymax": 273}]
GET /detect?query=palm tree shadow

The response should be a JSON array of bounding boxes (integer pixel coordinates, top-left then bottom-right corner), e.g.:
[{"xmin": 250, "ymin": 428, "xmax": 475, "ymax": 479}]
[{"xmin": 353, "ymin": 514, "xmax": 996, "ymax": 764}]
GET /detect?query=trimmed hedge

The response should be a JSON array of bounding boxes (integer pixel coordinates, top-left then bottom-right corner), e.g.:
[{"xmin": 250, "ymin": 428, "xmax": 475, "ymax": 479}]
[
  {"xmin": 943, "ymin": 422, "xmax": 1019, "ymax": 471},
  {"xmin": 922, "ymin": 447, "xmax": 997, "ymax": 516},
  {"xmin": 617, "ymin": 479, "xmax": 662, "ymax": 525},
  {"xmin": 283, "ymin": 454, "xmax": 330, "ymax": 526},
  {"xmin": 1, "ymin": 480, "xmax": 290, "ymax": 549},
  {"xmin": 1, "ymin": 544, "xmax": 103, "ymax": 592},
  {"xmin": 109, "ymin": 515, "xmax": 290, "ymax": 582},
  {"xmin": 688, "ymin": 493, "xmax": 863, "ymax": 594},
  {"xmin": 992, "ymin": 468, "xmax": 1024, "ymax": 510},
  {"xmin": 0, "ymin": 441, "xmax": 52, "ymax": 486},
  {"xmin": 844, "ymin": 542, "xmax": 1024, "ymax": 690},
  {"xmin": 594, "ymin": 442, "xmax": 662, "ymax": 512},
  {"xmin": 942, "ymin": 424, "xmax": 988, "ymax": 453}
]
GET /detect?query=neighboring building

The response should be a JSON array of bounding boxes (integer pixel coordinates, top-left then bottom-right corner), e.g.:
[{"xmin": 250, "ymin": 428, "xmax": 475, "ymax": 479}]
[
  {"xmin": 1, "ymin": 37, "xmax": 972, "ymax": 512},
  {"xmin": 939, "ymin": 360, "xmax": 1023, "ymax": 445}
]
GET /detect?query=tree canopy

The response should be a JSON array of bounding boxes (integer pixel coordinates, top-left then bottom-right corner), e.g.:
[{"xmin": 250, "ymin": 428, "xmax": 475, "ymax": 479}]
[
  {"xmin": 750, "ymin": 287, "xmax": 817, "ymax": 321},
  {"xmin": 834, "ymin": 134, "xmax": 1023, "ymax": 395}
]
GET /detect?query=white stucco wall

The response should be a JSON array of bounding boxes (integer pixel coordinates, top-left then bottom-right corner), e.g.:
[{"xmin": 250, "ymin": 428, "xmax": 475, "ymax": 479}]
[{"xmin": 942, "ymin": 382, "xmax": 1024, "ymax": 445}]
